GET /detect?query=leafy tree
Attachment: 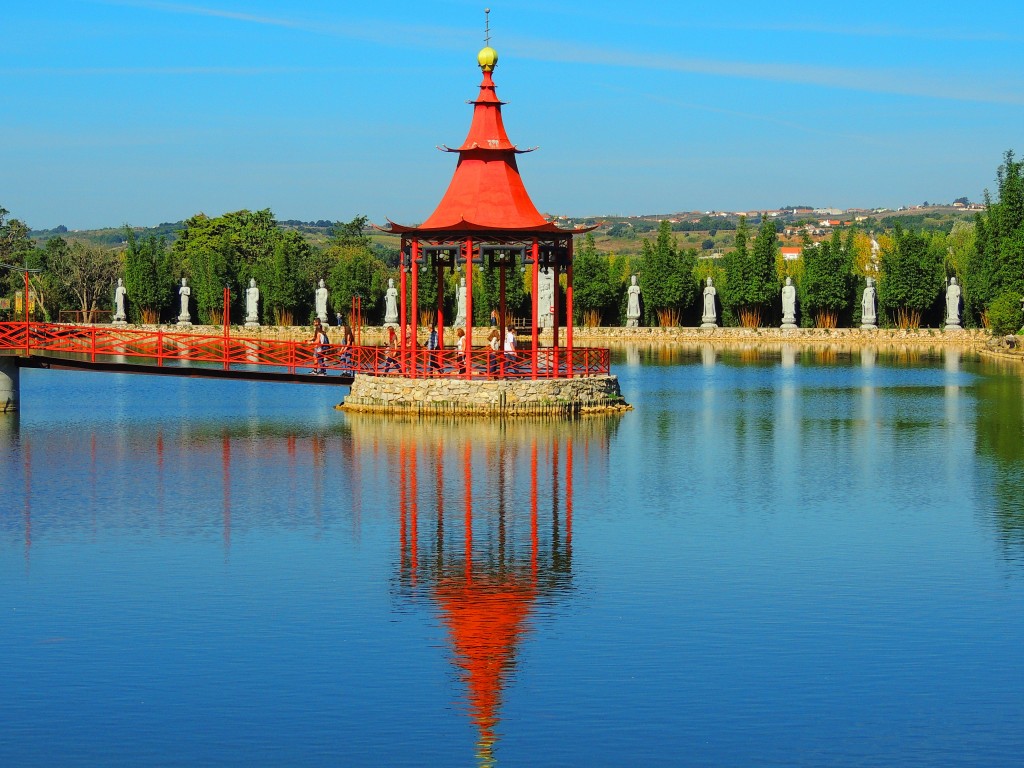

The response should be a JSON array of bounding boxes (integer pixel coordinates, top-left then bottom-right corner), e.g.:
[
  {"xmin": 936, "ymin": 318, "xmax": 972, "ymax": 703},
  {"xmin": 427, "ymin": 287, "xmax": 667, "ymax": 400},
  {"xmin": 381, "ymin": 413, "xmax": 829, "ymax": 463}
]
[
  {"xmin": 330, "ymin": 215, "xmax": 370, "ymax": 248},
  {"xmin": 122, "ymin": 227, "xmax": 167, "ymax": 323},
  {"xmin": 878, "ymin": 224, "xmax": 945, "ymax": 328},
  {"xmin": 327, "ymin": 243, "xmax": 388, "ymax": 325},
  {"xmin": 801, "ymin": 231, "xmax": 854, "ymax": 327},
  {"xmin": 963, "ymin": 151, "xmax": 1024, "ymax": 327},
  {"xmin": 50, "ymin": 240, "xmax": 121, "ymax": 323},
  {"xmin": 256, "ymin": 232, "xmax": 310, "ymax": 325},
  {"xmin": 722, "ymin": 215, "xmax": 778, "ymax": 326},
  {"xmin": 0, "ymin": 206, "xmax": 35, "ymax": 303},
  {"xmin": 638, "ymin": 220, "xmax": 698, "ymax": 326},
  {"xmin": 571, "ymin": 233, "xmax": 617, "ymax": 326}
]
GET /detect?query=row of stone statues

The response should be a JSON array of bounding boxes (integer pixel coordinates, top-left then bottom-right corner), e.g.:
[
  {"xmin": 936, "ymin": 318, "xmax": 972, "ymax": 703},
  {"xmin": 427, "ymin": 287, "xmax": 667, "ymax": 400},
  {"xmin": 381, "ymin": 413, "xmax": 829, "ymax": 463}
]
[
  {"xmin": 111, "ymin": 277, "xmax": 323, "ymax": 328},
  {"xmin": 109, "ymin": 273, "xmax": 965, "ymax": 330},
  {"xmin": 623, "ymin": 273, "xmax": 963, "ymax": 330}
]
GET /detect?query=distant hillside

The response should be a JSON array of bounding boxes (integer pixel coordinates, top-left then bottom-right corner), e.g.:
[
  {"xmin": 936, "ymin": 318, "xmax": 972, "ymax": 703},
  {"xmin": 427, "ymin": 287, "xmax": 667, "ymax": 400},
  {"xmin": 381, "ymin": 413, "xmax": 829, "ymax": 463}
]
[{"xmin": 28, "ymin": 208, "xmax": 978, "ymax": 256}]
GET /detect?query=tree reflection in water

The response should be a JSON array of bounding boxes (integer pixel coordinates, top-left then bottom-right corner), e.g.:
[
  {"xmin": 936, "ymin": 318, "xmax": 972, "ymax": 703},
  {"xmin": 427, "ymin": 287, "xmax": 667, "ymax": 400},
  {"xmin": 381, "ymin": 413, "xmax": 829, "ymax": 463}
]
[{"xmin": 973, "ymin": 359, "xmax": 1024, "ymax": 560}]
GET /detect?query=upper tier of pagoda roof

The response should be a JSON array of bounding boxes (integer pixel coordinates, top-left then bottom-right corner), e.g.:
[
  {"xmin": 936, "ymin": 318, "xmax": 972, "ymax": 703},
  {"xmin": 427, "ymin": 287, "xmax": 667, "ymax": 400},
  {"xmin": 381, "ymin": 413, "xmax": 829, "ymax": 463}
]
[{"xmin": 382, "ymin": 47, "xmax": 593, "ymax": 236}]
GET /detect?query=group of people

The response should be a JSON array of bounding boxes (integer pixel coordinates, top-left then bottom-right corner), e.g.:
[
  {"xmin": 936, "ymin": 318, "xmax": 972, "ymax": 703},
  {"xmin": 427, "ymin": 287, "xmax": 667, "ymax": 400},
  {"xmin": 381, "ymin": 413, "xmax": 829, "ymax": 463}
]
[
  {"xmin": 307, "ymin": 318, "xmax": 355, "ymax": 376},
  {"xmin": 315, "ymin": 318, "xmax": 519, "ymax": 377}
]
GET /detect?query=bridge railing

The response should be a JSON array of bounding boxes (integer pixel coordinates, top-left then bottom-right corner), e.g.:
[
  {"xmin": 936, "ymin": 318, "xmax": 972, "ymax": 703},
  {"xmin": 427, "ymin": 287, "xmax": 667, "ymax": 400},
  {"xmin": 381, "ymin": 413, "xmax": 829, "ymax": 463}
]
[{"xmin": 0, "ymin": 322, "xmax": 610, "ymax": 379}]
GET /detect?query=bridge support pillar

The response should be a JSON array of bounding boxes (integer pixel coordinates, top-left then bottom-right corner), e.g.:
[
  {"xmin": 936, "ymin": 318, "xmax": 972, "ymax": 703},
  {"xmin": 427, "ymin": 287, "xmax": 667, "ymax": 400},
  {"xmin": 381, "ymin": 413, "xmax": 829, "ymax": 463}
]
[{"xmin": 0, "ymin": 357, "xmax": 20, "ymax": 414}]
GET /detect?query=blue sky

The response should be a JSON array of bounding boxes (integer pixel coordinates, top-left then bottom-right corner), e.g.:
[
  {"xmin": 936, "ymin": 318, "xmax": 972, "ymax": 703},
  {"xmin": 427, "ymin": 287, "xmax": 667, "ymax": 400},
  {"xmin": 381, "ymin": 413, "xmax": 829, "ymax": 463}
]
[{"xmin": 3, "ymin": 0, "xmax": 1022, "ymax": 229}]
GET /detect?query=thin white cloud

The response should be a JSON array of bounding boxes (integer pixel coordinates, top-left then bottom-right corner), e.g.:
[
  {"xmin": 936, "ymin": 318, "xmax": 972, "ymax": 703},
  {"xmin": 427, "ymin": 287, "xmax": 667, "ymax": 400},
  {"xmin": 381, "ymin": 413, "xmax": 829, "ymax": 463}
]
[
  {"xmin": 90, "ymin": 0, "xmax": 1024, "ymax": 106},
  {"xmin": 4, "ymin": 66, "xmax": 313, "ymax": 76},
  {"xmin": 511, "ymin": 39, "xmax": 1024, "ymax": 107}
]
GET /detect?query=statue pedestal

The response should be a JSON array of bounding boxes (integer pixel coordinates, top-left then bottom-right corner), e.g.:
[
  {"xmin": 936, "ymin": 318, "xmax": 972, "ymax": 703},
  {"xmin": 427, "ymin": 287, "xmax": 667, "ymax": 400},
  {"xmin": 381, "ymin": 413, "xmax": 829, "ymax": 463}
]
[
  {"xmin": 176, "ymin": 319, "xmax": 192, "ymax": 328},
  {"xmin": 860, "ymin": 323, "xmax": 878, "ymax": 330},
  {"xmin": 625, "ymin": 318, "xmax": 639, "ymax": 328},
  {"xmin": 780, "ymin": 322, "xmax": 797, "ymax": 330},
  {"xmin": 943, "ymin": 323, "xmax": 963, "ymax": 333},
  {"xmin": 244, "ymin": 321, "xmax": 260, "ymax": 329},
  {"xmin": 112, "ymin": 320, "xmax": 128, "ymax": 327}
]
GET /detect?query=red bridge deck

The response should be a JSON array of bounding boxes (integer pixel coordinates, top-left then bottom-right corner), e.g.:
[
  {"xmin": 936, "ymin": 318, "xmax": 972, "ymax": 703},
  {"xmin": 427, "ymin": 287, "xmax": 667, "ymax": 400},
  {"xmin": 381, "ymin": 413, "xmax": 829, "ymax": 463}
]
[{"xmin": 0, "ymin": 322, "xmax": 610, "ymax": 383}]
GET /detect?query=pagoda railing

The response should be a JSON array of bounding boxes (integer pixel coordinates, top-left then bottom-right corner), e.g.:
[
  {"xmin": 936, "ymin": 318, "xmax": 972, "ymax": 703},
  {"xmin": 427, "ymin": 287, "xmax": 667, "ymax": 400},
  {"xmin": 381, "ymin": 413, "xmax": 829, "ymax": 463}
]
[{"xmin": 0, "ymin": 322, "xmax": 610, "ymax": 380}]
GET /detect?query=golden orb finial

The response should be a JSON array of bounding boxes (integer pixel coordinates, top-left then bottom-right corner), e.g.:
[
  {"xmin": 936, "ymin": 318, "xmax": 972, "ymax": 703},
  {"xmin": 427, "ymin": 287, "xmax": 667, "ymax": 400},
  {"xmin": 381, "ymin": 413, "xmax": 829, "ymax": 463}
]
[{"xmin": 478, "ymin": 45, "xmax": 498, "ymax": 71}]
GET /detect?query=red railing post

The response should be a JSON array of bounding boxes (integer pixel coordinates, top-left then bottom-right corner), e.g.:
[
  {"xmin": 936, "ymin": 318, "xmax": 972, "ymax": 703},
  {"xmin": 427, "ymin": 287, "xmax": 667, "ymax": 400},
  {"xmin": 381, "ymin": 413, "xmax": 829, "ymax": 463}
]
[
  {"xmin": 222, "ymin": 285, "xmax": 230, "ymax": 371},
  {"xmin": 157, "ymin": 329, "xmax": 164, "ymax": 367}
]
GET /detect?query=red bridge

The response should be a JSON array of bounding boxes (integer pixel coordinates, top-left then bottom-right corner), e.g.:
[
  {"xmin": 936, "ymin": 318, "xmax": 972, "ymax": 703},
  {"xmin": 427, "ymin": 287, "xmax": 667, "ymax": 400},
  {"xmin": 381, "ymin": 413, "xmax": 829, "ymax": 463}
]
[{"xmin": 0, "ymin": 321, "xmax": 609, "ymax": 388}]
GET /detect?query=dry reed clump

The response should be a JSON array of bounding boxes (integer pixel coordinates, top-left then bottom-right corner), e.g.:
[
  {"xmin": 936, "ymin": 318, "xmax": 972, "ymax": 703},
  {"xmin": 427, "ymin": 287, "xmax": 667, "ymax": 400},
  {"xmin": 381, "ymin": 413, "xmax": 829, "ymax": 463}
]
[
  {"xmin": 895, "ymin": 308, "xmax": 921, "ymax": 329},
  {"xmin": 738, "ymin": 307, "xmax": 762, "ymax": 328},
  {"xmin": 583, "ymin": 309, "xmax": 601, "ymax": 328},
  {"xmin": 815, "ymin": 310, "xmax": 838, "ymax": 329},
  {"xmin": 656, "ymin": 308, "xmax": 680, "ymax": 327}
]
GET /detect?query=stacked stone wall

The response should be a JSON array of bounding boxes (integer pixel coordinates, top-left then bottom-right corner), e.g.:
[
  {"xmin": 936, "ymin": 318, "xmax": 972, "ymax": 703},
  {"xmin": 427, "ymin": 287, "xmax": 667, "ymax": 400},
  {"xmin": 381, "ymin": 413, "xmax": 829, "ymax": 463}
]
[{"xmin": 340, "ymin": 374, "xmax": 630, "ymax": 417}]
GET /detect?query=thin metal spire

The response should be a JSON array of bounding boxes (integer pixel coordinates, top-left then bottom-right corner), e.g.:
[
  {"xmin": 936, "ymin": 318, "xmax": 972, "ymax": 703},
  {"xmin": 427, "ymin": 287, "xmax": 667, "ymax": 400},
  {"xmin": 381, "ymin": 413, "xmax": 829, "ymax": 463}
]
[{"xmin": 484, "ymin": 8, "xmax": 491, "ymax": 46}]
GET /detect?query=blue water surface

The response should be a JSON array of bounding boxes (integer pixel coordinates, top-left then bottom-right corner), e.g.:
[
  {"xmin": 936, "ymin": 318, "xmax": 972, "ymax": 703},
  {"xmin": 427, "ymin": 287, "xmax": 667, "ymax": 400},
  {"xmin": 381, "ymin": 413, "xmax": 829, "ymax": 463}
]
[{"xmin": 2, "ymin": 344, "xmax": 1022, "ymax": 767}]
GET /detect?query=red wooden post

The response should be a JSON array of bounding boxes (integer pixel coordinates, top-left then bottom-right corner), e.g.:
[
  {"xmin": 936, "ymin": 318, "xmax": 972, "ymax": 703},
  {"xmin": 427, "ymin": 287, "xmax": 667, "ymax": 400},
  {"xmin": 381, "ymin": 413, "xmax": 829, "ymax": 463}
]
[
  {"xmin": 157, "ymin": 329, "xmax": 164, "ymax": 367},
  {"xmin": 23, "ymin": 270, "xmax": 30, "ymax": 356},
  {"xmin": 566, "ymin": 238, "xmax": 574, "ymax": 378},
  {"xmin": 222, "ymin": 285, "xmax": 230, "ymax": 371},
  {"xmin": 399, "ymin": 251, "xmax": 407, "ymax": 371},
  {"xmin": 410, "ymin": 240, "xmax": 419, "ymax": 379},
  {"xmin": 435, "ymin": 246, "xmax": 445, "ymax": 353},
  {"xmin": 531, "ymin": 238, "xmax": 539, "ymax": 381},
  {"xmin": 552, "ymin": 262, "xmax": 560, "ymax": 377},
  {"xmin": 464, "ymin": 237, "xmax": 474, "ymax": 379},
  {"xmin": 499, "ymin": 259, "xmax": 506, "ymax": 377}
]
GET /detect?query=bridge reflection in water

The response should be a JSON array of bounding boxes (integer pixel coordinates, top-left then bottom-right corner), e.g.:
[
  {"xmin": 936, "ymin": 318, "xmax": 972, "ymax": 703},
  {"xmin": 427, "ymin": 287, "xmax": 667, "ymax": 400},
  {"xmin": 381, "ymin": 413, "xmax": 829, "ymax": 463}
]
[{"xmin": 348, "ymin": 416, "xmax": 617, "ymax": 766}]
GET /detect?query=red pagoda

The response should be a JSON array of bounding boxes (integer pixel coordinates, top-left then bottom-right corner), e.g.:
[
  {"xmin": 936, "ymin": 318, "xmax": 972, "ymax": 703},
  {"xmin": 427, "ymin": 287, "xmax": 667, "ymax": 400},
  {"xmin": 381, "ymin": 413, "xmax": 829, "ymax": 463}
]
[{"xmin": 381, "ymin": 39, "xmax": 598, "ymax": 380}]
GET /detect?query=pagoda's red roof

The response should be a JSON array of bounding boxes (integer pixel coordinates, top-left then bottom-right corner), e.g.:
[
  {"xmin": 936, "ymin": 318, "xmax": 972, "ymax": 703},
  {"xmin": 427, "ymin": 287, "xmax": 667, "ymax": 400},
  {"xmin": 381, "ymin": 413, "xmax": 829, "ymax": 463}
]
[{"xmin": 386, "ymin": 64, "xmax": 585, "ymax": 235}]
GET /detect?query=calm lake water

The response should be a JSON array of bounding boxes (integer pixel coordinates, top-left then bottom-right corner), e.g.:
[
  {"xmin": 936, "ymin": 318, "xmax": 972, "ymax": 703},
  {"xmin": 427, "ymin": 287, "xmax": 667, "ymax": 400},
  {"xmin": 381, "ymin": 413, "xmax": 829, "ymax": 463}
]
[{"xmin": 2, "ymin": 344, "xmax": 1023, "ymax": 767}]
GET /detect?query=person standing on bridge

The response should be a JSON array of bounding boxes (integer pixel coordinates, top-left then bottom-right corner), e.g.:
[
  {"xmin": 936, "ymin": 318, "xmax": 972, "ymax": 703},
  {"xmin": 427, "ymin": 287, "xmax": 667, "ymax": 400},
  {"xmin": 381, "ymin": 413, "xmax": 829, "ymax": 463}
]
[{"xmin": 308, "ymin": 319, "xmax": 329, "ymax": 376}]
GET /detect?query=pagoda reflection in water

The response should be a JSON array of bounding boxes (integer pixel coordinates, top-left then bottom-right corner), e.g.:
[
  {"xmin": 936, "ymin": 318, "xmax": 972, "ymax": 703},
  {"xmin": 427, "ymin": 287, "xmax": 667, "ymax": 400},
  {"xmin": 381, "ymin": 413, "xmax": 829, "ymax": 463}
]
[{"xmin": 350, "ymin": 417, "xmax": 616, "ymax": 765}]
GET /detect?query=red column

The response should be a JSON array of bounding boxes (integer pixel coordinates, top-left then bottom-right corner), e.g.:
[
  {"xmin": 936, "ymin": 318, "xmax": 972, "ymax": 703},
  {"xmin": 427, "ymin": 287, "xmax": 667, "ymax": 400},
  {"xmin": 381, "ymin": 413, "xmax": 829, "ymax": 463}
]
[
  {"xmin": 222, "ymin": 285, "xmax": 230, "ymax": 371},
  {"xmin": 464, "ymin": 237, "xmax": 474, "ymax": 379},
  {"xmin": 531, "ymin": 238, "xmax": 539, "ymax": 380},
  {"xmin": 552, "ymin": 263, "xmax": 560, "ymax": 377},
  {"xmin": 436, "ymin": 250, "xmax": 445, "ymax": 352},
  {"xmin": 24, "ymin": 270, "xmax": 31, "ymax": 355},
  {"xmin": 499, "ymin": 261, "xmax": 506, "ymax": 377},
  {"xmin": 410, "ymin": 240, "xmax": 419, "ymax": 379},
  {"xmin": 566, "ymin": 238, "xmax": 574, "ymax": 378},
  {"xmin": 399, "ymin": 249, "xmax": 407, "ymax": 371}
]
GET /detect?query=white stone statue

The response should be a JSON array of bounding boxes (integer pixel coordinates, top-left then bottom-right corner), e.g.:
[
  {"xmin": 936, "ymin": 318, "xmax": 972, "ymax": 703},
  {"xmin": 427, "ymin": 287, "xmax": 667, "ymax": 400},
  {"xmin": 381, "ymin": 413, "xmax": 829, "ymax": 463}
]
[
  {"xmin": 314, "ymin": 279, "xmax": 329, "ymax": 324},
  {"xmin": 860, "ymin": 276, "xmax": 877, "ymax": 329},
  {"xmin": 625, "ymin": 275, "xmax": 641, "ymax": 328},
  {"xmin": 781, "ymin": 276, "xmax": 797, "ymax": 329},
  {"xmin": 384, "ymin": 277, "xmax": 399, "ymax": 326},
  {"xmin": 700, "ymin": 277, "xmax": 717, "ymax": 328},
  {"xmin": 177, "ymin": 277, "xmax": 192, "ymax": 326},
  {"xmin": 944, "ymin": 276, "xmax": 962, "ymax": 331},
  {"xmin": 537, "ymin": 270, "xmax": 555, "ymax": 329},
  {"xmin": 245, "ymin": 278, "xmax": 260, "ymax": 327},
  {"xmin": 453, "ymin": 277, "xmax": 467, "ymax": 329},
  {"xmin": 113, "ymin": 277, "xmax": 127, "ymax": 324}
]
